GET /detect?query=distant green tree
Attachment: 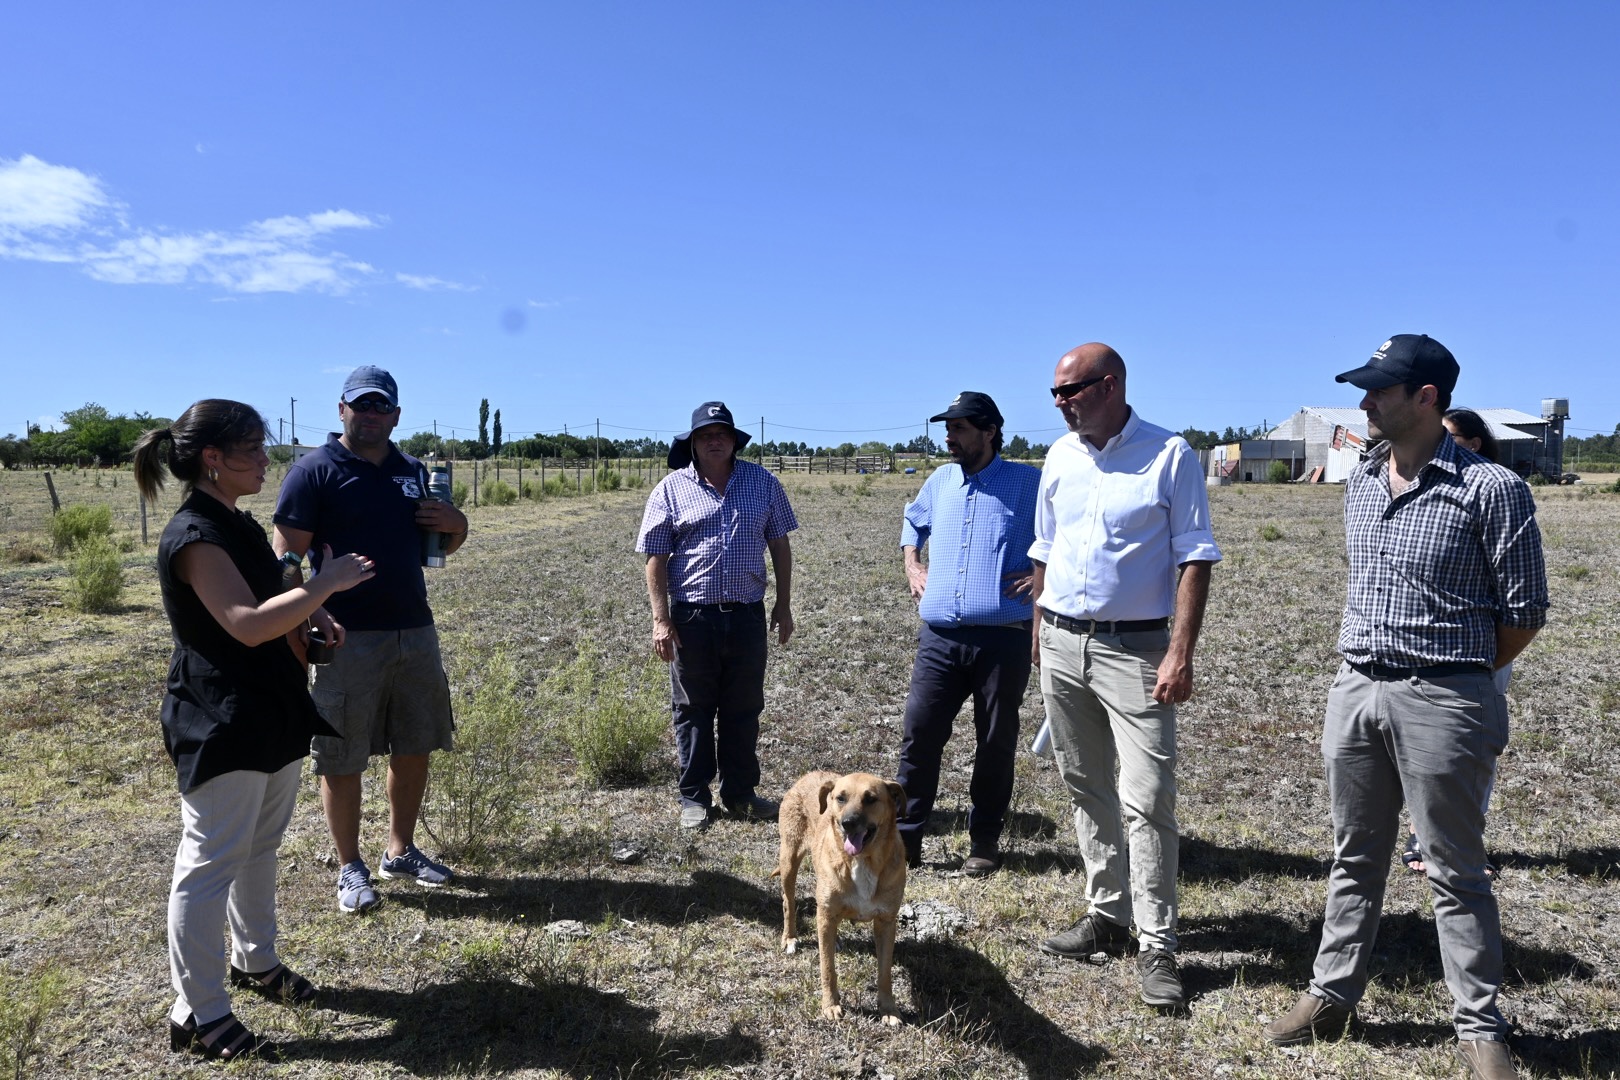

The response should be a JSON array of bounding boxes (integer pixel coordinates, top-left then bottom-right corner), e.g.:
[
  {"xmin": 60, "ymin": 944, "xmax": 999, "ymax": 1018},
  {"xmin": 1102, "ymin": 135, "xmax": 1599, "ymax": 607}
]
[
  {"xmin": 492, "ymin": 410, "xmax": 503, "ymax": 457},
  {"xmin": 476, "ymin": 398, "xmax": 491, "ymax": 458},
  {"xmin": 399, "ymin": 432, "xmax": 445, "ymax": 458},
  {"xmin": 1006, "ymin": 434, "xmax": 1030, "ymax": 458}
]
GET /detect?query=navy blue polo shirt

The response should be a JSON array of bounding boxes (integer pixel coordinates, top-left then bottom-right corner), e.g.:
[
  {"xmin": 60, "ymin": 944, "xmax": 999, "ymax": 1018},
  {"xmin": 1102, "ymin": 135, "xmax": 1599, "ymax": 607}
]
[{"xmin": 273, "ymin": 433, "xmax": 434, "ymax": 631}]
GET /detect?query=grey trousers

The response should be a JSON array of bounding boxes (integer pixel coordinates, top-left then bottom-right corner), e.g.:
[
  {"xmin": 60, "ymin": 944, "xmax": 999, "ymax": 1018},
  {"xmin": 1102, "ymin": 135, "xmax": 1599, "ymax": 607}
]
[
  {"xmin": 168, "ymin": 760, "xmax": 302, "ymax": 1026},
  {"xmin": 1309, "ymin": 662, "xmax": 1509, "ymax": 1040},
  {"xmin": 1039, "ymin": 620, "xmax": 1180, "ymax": 952}
]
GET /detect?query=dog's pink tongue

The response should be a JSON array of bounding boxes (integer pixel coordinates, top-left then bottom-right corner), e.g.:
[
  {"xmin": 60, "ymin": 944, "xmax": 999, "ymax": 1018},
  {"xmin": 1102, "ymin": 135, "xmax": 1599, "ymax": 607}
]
[{"xmin": 843, "ymin": 832, "xmax": 866, "ymax": 855}]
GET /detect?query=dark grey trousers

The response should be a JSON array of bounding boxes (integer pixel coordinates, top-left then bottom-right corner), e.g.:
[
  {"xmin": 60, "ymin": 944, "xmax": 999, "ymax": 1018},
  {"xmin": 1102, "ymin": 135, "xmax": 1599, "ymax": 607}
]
[{"xmin": 1309, "ymin": 661, "xmax": 1509, "ymax": 1040}]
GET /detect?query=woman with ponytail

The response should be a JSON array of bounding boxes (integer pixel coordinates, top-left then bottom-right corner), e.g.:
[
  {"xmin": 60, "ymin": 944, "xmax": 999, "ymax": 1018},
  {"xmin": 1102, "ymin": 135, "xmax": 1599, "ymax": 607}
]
[{"xmin": 133, "ymin": 399, "xmax": 375, "ymax": 1062}]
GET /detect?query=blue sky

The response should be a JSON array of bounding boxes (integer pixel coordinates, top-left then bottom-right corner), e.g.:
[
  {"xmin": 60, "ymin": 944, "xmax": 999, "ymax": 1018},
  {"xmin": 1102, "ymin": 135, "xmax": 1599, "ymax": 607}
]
[{"xmin": 4, "ymin": 3, "xmax": 1616, "ymax": 449}]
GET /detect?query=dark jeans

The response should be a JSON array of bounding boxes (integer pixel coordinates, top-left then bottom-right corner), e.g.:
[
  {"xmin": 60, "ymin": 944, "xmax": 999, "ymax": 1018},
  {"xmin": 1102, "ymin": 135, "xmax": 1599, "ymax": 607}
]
[
  {"xmin": 669, "ymin": 601, "xmax": 768, "ymax": 809},
  {"xmin": 895, "ymin": 622, "xmax": 1032, "ymax": 851}
]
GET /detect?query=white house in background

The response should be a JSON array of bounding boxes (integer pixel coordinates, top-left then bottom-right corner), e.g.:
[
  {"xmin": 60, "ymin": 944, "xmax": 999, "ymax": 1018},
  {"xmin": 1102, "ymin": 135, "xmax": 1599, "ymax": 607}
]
[{"xmin": 1241, "ymin": 406, "xmax": 1554, "ymax": 482}]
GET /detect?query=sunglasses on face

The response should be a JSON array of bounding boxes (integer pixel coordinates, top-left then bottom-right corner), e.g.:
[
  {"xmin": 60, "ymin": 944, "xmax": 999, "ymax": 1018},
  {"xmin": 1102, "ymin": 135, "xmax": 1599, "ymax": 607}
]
[
  {"xmin": 344, "ymin": 398, "xmax": 397, "ymax": 415},
  {"xmin": 1050, "ymin": 375, "xmax": 1107, "ymax": 399}
]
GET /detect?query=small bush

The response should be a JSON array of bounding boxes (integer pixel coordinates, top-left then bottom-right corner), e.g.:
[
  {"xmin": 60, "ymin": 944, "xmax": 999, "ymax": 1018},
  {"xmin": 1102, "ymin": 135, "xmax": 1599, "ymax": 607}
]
[
  {"xmin": 451, "ymin": 480, "xmax": 469, "ymax": 507},
  {"xmin": 68, "ymin": 536, "xmax": 124, "ymax": 612},
  {"xmin": 0, "ymin": 964, "xmax": 68, "ymax": 1079},
  {"xmin": 1527, "ymin": 471, "xmax": 1548, "ymax": 486},
  {"xmin": 595, "ymin": 467, "xmax": 622, "ymax": 492},
  {"xmin": 548, "ymin": 641, "xmax": 667, "ymax": 787},
  {"xmin": 421, "ymin": 647, "xmax": 532, "ymax": 862},
  {"xmin": 623, "ymin": 474, "xmax": 645, "ymax": 489},
  {"xmin": 481, "ymin": 478, "xmax": 518, "ymax": 506},
  {"xmin": 50, "ymin": 504, "xmax": 113, "ymax": 553},
  {"xmin": 4, "ymin": 540, "xmax": 49, "ymax": 564},
  {"xmin": 1604, "ymin": 477, "xmax": 1620, "ymax": 494},
  {"xmin": 542, "ymin": 476, "xmax": 570, "ymax": 498},
  {"xmin": 1267, "ymin": 461, "xmax": 1292, "ymax": 484},
  {"xmin": 856, "ymin": 475, "xmax": 876, "ymax": 497},
  {"xmin": 1259, "ymin": 524, "xmax": 1283, "ymax": 542},
  {"xmin": 1562, "ymin": 565, "xmax": 1591, "ymax": 581}
]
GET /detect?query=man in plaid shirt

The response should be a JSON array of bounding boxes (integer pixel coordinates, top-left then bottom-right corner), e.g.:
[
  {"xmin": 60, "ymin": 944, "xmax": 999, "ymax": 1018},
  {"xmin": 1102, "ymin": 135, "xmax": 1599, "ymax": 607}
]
[
  {"xmin": 1264, "ymin": 335, "xmax": 1547, "ymax": 1080},
  {"xmin": 636, "ymin": 402, "xmax": 797, "ymax": 830}
]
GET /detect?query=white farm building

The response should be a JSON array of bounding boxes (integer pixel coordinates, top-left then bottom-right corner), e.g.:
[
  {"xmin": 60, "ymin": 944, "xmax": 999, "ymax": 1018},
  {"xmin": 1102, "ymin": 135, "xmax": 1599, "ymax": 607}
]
[{"xmin": 1208, "ymin": 406, "xmax": 1558, "ymax": 483}]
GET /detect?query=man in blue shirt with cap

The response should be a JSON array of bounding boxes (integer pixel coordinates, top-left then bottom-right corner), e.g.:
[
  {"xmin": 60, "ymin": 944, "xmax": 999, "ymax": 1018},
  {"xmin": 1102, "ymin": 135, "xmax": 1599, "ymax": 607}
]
[{"xmin": 895, "ymin": 391, "xmax": 1040, "ymax": 876}]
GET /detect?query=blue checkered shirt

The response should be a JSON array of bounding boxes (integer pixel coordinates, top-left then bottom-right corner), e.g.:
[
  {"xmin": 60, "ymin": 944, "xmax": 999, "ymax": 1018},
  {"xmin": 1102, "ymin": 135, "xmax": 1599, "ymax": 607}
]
[
  {"xmin": 636, "ymin": 460, "xmax": 798, "ymax": 604},
  {"xmin": 1339, "ymin": 434, "xmax": 1548, "ymax": 668},
  {"xmin": 902, "ymin": 456, "xmax": 1041, "ymax": 627}
]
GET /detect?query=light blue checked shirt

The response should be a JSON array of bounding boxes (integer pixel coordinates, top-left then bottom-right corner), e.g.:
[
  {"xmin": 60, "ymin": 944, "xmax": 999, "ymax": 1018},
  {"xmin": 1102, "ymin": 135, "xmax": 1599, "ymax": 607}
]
[
  {"xmin": 636, "ymin": 460, "xmax": 798, "ymax": 604},
  {"xmin": 902, "ymin": 456, "xmax": 1041, "ymax": 627}
]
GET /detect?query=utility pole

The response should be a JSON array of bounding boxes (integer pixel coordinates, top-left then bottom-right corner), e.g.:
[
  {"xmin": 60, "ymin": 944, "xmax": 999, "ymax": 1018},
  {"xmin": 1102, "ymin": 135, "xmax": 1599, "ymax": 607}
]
[
  {"xmin": 290, "ymin": 398, "xmax": 297, "ymax": 446},
  {"xmin": 595, "ymin": 417, "xmax": 601, "ymax": 484},
  {"xmin": 278, "ymin": 418, "xmax": 284, "ymax": 444}
]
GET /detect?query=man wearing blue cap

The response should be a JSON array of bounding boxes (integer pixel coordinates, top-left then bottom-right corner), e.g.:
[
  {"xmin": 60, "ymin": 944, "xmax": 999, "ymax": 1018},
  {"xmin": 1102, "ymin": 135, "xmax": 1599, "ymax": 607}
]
[
  {"xmin": 1262, "ymin": 335, "xmax": 1546, "ymax": 1080},
  {"xmin": 635, "ymin": 402, "xmax": 798, "ymax": 829},
  {"xmin": 273, "ymin": 366, "xmax": 468, "ymax": 914}
]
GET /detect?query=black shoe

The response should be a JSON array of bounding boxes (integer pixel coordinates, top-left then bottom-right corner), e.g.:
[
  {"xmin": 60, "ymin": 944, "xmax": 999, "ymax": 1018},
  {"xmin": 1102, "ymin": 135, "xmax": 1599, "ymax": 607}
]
[
  {"xmin": 725, "ymin": 794, "xmax": 779, "ymax": 822},
  {"xmin": 1136, "ymin": 948, "xmax": 1185, "ymax": 1008},
  {"xmin": 1039, "ymin": 912, "xmax": 1133, "ymax": 962},
  {"xmin": 901, "ymin": 833, "xmax": 922, "ymax": 869},
  {"xmin": 961, "ymin": 848, "xmax": 1001, "ymax": 877}
]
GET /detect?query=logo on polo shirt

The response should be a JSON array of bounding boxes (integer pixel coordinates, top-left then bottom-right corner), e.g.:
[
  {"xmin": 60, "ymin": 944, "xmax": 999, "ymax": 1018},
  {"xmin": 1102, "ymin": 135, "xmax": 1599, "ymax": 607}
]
[{"xmin": 393, "ymin": 476, "xmax": 424, "ymax": 499}]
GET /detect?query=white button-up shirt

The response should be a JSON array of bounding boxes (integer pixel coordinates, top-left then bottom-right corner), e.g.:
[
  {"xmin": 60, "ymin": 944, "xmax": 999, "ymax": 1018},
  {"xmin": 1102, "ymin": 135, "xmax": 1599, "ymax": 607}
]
[{"xmin": 1029, "ymin": 411, "xmax": 1221, "ymax": 622}]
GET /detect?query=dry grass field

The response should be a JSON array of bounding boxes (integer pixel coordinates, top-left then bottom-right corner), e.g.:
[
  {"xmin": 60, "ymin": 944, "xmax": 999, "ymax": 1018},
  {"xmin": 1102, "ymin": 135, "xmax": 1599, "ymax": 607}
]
[{"xmin": 1, "ymin": 465, "xmax": 1618, "ymax": 1079}]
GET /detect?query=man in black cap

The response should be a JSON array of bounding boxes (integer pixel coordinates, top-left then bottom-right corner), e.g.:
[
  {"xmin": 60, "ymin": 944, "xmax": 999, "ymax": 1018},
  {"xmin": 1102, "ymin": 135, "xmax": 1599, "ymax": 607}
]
[
  {"xmin": 635, "ymin": 402, "xmax": 798, "ymax": 829},
  {"xmin": 894, "ymin": 392, "xmax": 1041, "ymax": 875},
  {"xmin": 1263, "ymin": 335, "xmax": 1546, "ymax": 1080}
]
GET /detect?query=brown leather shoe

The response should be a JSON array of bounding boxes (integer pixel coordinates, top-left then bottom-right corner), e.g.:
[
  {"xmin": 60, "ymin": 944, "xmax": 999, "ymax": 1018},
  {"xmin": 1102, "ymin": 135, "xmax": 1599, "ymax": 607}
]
[
  {"xmin": 1262, "ymin": 992, "xmax": 1353, "ymax": 1045},
  {"xmin": 1457, "ymin": 1039, "xmax": 1519, "ymax": 1079}
]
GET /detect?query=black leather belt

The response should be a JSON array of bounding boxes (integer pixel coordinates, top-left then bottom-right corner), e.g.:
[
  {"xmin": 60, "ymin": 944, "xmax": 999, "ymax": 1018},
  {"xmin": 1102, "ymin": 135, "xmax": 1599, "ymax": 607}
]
[
  {"xmin": 673, "ymin": 600, "xmax": 762, "ymax": 613},
  {"xmin": 1349, "ymin": 660, "xmax": 1490, "ymax": 680},
  {"xmin": 1042, "ymin": 610, "xmax": 1169, "ymax": 634}
]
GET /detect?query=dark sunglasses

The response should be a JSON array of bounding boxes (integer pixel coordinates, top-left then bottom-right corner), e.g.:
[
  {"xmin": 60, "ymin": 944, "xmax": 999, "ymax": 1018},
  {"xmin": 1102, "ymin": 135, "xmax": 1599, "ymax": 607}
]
[
  {"xmin": 1050, "ymin": 375, "xmax": 1107, "ymax": 399},
  {"xmin": 344, "ymin": 398, "xmax": 397, "ymax": 415}
]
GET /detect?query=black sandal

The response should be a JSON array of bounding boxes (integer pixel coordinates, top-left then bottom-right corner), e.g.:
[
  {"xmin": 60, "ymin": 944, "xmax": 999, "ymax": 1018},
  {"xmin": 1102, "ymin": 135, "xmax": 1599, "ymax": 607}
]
[
  {"xmin": 170, "ymin": 1011, "xmax": 280, "ymax": 1062},
  {"xmin": 230, "ymin": 962, "xmax": 319, "ymax": 1004},
  {"xmin": 1401, "ymin": 833, "xmax": 1425, "ymax": 874}
]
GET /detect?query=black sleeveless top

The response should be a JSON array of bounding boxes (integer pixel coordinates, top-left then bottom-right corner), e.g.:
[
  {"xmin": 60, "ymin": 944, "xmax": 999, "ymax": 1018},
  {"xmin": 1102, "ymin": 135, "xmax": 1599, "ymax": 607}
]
[{"xmin": 156, "ymin": 491, "xmax": 336, "ymax": 792}]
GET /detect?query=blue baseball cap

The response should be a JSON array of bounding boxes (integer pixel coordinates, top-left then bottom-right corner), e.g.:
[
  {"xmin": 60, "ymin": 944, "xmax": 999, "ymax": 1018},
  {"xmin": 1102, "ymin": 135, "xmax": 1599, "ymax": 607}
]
[{"xmin": 341, "ymin": 365, "xmax": 399, "ymax": 406}]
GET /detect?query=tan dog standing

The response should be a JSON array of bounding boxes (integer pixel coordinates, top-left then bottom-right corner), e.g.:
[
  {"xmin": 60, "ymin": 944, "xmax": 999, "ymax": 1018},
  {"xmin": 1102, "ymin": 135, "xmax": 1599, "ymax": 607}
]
[{"xmin": 774, "ymin": 770, "xmax": 908, "ymax": 1024}]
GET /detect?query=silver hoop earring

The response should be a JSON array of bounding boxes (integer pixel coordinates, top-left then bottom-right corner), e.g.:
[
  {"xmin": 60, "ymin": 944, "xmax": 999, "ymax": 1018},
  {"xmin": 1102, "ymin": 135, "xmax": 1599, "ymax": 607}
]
[{"xmin": 208, "ymin": 467, "xmax": 219, "ymax": 483}]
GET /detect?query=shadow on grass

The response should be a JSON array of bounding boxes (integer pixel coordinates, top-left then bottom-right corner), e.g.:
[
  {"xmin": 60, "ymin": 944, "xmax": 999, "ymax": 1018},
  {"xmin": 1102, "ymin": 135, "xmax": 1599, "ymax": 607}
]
[
  {"xmin": 380, "ymin": 868, "xmax": 782, "ymax": 933},
  {"xmin": 898, "ymin": 939, "xmax": 1108, "ymax": 1079},
  {"xmin": 292, "ymin": 978, "xmax": 761, "ymax": 1075},
  {"xmin": 1514, "ymin": 1028, "xmax": 1620, "ymax": 1075},
  {"xmin": 1494, "ymin": 845, "xmax": 1620, "ymax": 879},
  {"xmin": 1179, "ymin": 836, "xmax": 1330, "ymax": 881}
]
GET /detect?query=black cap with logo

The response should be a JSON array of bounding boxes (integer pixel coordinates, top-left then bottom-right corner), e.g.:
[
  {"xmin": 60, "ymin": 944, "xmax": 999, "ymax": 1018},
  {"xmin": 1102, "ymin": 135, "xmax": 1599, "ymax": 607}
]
[{"xmin": 1335, "ymin": 334, "xmax": 1458, "ymax": 394}]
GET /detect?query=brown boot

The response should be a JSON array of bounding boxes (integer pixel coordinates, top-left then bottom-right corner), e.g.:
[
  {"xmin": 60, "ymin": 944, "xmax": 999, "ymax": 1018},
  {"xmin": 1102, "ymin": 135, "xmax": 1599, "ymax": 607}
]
[{"xmin": 1262, "ymin": 992, "xmax": 1353, "ymax": 1045}]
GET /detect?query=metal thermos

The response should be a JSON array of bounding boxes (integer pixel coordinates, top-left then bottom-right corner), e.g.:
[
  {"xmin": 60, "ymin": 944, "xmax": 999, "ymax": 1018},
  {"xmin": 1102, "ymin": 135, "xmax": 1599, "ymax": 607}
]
[
  {"xmin": 421, "ymin": 466, "xmax": 454, "ymax": 568},
  {"xmin": 304, "ymin": 624, "xmax": 335, "ymax": 665}
]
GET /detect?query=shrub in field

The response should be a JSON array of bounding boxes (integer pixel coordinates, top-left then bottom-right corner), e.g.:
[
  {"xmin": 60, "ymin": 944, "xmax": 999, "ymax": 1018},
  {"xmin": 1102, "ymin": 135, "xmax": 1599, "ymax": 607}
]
[
  {"xmin": 481, "ymin": 478, "xmax": 518, "ymax": 506},
  {"xmin": 547, "ymin": 641, "xmax": 667, "ymax": 787},
  {"xmin": 1604, "ymin": 477, "xmax": 1620, "ymax": 494},
  {"xmin": 1563, "ymin": 565, "xmax": 1591, "ymax": 581},
  {"xmin": 4, "ymin": 540, "xmax": 49, "ymax": 564},
  {"xmin": 0, "ymin": 964, "xmax": 67, "ymax": 1079},
  {"xmin": 1258, "ymin": 524, "xmax": 1283, "ymax": 542},
  {"xmin": 451, "ymin": 480, "xmax": 469, "ymax": 507},
  {"xmin": 50, "ymin": 503, "xmax": 113, "ymax": 552},
  {"xmin": 623, "ymin": 473, "xmax": 645, "ymax": 489},
  {"xmin": 542, "ymin": 476, "xmax": 570, "ymax": 498},
  {"xmin": 595, "ymin": 466, "xmax": 622, "ymax": 492},
  {"xmin": 1267, "ymin": 461, "xmax": 1291, "ymax": 484},
  {"xmin": 856, "ymin": 475, "xmax": 876, "ymax": 497},
  {"xmin": 420, "ymin": 647, "xmax": 532, "ymax": 862},
  {"xmin": 68, "ymin": 536, "xmax": 124, "ymax": 612}
]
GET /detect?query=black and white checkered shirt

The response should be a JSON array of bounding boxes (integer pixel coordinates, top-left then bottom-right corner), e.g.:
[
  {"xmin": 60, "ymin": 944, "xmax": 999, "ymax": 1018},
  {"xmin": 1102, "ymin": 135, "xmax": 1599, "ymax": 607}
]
[{"xmin": 1338, "ymin": 433, "xmax": 1548, "ymax": 668}]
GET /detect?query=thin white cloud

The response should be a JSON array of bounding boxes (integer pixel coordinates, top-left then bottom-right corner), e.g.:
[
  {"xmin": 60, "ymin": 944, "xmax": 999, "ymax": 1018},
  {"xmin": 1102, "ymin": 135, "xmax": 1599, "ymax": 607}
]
[
  {"xmin": 527, "ymin": 297, "xmax": 567, "ymax": 309},
  {"xmin": 397, "ymin": 272, "xmax": 476, "ymax": 292},
  {"xmin": 0, "ymin": 154, "xmax": 422, "ymax": 297},
  {"xmin": 0, "ymin": 154, "xmax": 117, "ymax": 230}
]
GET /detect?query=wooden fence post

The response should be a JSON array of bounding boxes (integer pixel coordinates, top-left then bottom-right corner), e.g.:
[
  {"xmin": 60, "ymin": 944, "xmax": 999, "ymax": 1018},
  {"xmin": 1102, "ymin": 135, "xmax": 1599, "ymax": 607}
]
[{"xmin": 44, "ymin": 472, "xmax": 60, "ymax": 513}]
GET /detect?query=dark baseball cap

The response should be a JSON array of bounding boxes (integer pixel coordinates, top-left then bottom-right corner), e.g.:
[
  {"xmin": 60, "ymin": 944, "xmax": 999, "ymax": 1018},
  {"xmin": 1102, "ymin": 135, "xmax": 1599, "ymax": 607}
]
[
  {"xmin": 1335, "ymin": 334, "xmax": 1458, "ymax": 394},
  {"xmin": 668, "ymin": 401, "xmax": 753, "ymax": 469},
  {"xmin": 930, "ymin": 391, "xmax": 1004, "ymax": 426},
  {"xmin": 341, "ymin": 365, "xmax": 399, "ymax": 406}
]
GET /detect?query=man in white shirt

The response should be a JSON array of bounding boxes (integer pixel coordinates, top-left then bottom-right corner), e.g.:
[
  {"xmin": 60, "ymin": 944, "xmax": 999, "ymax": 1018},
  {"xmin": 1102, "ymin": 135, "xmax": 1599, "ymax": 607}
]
[{"xmin": 1029, "ymin": 342, "xmax": 1221, "ymax": 1009}]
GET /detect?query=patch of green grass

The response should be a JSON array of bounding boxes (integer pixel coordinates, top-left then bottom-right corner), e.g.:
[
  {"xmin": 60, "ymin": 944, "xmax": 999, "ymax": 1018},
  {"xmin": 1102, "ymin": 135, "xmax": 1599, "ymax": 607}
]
[
  {"xmin": 1258, "ymin": 523, "xmax": 1283, "ymax": 542},
  {"xmin": 0, "ymin": 964, "xmax": 68, "ymax": 1079},
  {"xmin": 547, "ymin": 640, "xmax": 668, "ymax": 788},
  {"xmin": 1562, "ymin": 564, "xmax": 1592, "ymax": 581}
]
